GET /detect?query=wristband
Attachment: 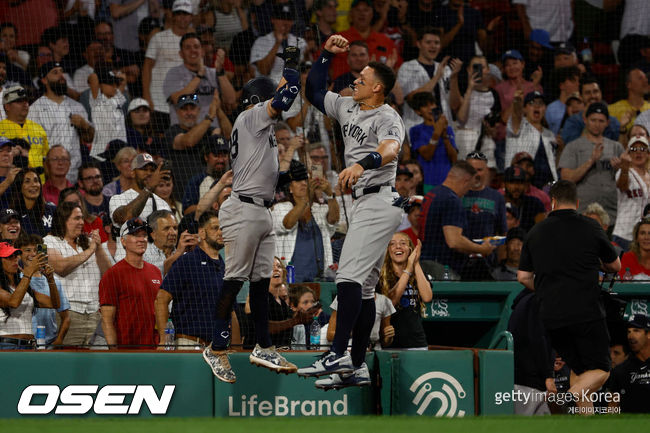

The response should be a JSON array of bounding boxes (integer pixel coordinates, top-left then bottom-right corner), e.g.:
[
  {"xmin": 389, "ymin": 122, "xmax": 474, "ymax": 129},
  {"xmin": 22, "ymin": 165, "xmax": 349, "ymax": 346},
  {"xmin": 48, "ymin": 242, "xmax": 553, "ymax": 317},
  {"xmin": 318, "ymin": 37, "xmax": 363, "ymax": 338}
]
[
  {"xmin": 357, "ymin": 151, "xmax": 382, "ymax": 170},
  {"xmin": 402, "ymin": 270, "xmax": 412, "ymax": 278},
  {"xmin": 205, "ymin": 114, "xmax": 215, "ymax": 122},
  {"xmin": 143, "ymin": 186, "xmax": 153, "ymax": 195},
  {"xmin": 217, "ymin": 69, "xmax": 225, "ymax": 77}
]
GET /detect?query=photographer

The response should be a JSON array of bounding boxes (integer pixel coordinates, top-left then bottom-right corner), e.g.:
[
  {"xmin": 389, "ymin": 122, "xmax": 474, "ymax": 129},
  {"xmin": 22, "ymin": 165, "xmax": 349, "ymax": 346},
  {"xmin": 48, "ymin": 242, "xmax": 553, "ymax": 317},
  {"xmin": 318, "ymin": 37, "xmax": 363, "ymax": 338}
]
[{"xmin": 44, "ymin": 202, "xmax": 111, "ymax": 346}]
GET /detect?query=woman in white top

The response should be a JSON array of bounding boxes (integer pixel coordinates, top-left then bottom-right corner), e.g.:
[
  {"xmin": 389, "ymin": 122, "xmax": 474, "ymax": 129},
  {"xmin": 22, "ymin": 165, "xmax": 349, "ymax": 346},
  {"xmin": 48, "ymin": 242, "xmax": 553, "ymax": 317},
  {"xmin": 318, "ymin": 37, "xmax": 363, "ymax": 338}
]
[
  {"xmin": 44, "ymin": 202, "xmax": 111, "ymax": 346},
  {"xmin": 271, "ymin": 161, "xmax": 339, "ymax": 282},
  {"xmin": 449, "ymin": 56, "xmax": 499, "ymax": 167},
  {"xmin": 613, "ymin": 135, "xmax": 650, "ymax": 251},
  {"xmin": 0, "ymin": 242, "xmax": 59, "ymax": 349}
]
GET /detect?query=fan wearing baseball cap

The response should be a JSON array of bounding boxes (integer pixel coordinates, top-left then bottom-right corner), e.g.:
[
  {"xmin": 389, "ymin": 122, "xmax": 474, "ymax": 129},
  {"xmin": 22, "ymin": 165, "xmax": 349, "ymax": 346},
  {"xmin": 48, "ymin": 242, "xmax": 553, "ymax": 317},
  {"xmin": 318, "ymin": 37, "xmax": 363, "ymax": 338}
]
[
  {"xmin": 608, "ymin": 314, "xmax": 650, "ymax": 413},
  {"xmin": 558, "ymin": 101, "xmax": 625, "ymax": 223},
  {"xmin": 494, "ymin": 49, "xmax": 543, "ymax": 122},
  {"xmin": 0, "ymin": 241, "xmax": 60, "ymax": 349},
  {"xmin": 99, "ymin": 218, "xmax": 162, "ymax": 349},
  {"xmin": 0, "ymin": 86, "xmax": 49, "ymax": 176},
  {"xmin": 109, "ymin": 153, "xmax": 172, "ymax": 241}
]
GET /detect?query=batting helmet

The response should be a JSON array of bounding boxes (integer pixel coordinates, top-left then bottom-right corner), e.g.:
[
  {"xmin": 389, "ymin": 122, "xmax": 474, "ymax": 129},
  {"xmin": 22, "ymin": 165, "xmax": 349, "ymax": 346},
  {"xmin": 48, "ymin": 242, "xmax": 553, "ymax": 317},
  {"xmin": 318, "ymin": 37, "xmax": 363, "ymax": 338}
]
[{"xmin": 240, "ymin": 77, "xmax": 276, "ymax": 107}]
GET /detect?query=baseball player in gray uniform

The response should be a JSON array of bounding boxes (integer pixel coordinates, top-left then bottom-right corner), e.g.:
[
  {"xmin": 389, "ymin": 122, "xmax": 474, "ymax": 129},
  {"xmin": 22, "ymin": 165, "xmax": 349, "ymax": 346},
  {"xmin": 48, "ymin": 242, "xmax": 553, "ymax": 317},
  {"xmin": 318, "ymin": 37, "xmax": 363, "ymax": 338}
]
[
  {"xmin": 202, "ymin": 48, "xmax": 307, "ymax": 383},
  {"xmin": 297, "ymin": 35, "xmax": 405, "ymax": 389}
]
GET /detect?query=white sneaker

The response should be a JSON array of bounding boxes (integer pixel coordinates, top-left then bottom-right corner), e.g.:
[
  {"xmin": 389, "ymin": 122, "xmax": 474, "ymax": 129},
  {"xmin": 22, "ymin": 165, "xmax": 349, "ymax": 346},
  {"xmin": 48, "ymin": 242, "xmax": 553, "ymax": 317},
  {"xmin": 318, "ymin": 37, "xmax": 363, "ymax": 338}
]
[
  {"xmin": 297, "ymin": 351, "xmax": 354, "ymax": 377},
  {"xmin": 315, "ymin": 363, "xmax": 371, "ymax": 390}
]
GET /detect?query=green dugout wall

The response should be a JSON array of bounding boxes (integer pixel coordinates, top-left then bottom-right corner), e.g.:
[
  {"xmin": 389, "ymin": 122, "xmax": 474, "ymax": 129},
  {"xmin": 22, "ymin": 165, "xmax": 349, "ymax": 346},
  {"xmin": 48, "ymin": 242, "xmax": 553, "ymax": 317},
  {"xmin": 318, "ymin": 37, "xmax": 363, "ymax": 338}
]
[{"xmin": 0, "ymin": 349, "xmax": 512, "ymax": 418}]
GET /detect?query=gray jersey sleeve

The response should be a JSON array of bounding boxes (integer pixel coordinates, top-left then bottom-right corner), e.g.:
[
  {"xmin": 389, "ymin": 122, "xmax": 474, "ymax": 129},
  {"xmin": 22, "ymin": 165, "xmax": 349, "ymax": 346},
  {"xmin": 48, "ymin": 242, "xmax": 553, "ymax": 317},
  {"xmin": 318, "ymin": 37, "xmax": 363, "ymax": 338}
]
[
  {"xmin": 324, "ymin": 91, "xmax": 352, "ymax": 122},
  {"xmin": 230, "ymin": 101, "xmax": 279, "ymax": 201}
]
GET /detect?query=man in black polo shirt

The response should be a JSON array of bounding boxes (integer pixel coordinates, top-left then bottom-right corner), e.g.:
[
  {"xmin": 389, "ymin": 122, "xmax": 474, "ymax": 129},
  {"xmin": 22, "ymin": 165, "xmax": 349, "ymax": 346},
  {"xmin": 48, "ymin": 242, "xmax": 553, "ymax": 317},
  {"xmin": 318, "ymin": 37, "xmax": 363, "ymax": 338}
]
[
  {"xmin": 517, "ymin": 180, "xmax": 620, "ymax": 414},
  {"xmin": 154, "ymin": 210, "xmax": 240, "ymax": 350},
  {"xmin": 608, "ymin": 314, "xmax": 650, "ymax": 413}
]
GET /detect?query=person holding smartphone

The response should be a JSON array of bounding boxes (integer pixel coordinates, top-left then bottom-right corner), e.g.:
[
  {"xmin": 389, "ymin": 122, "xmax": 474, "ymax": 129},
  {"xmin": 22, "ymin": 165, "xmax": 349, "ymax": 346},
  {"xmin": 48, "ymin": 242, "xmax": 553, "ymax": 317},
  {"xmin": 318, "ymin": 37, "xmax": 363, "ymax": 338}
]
[
  {"xmin": 271, "ymin": 160, "xmax": 340, "ymax": 282},
  {"xmin": 449, "ymin": 55, "xmax": 500, "ymax": 166}
]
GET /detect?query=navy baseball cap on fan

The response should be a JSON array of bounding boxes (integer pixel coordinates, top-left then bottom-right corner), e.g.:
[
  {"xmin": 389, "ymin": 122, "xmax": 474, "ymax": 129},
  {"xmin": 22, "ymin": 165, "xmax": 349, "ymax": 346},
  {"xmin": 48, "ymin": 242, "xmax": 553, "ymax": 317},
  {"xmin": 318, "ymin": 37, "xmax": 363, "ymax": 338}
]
[
  {"xmin": 505, "ymin": 202, "xmax": 520, "ymax": 220},
  {"xmin": 585, "ymin": 101, "xmax": 609, "ymax": 118},
  {"xmin": 0, "ymin": 208, "xmax": 19, "ymax": 224},
  {"xmin": 506, "ymin": 227, "xmax": 526, "ymax": 243},
  {"xmin": 39, "ymin": 61, "xmax": 63, "ymax": 80},
  {"xmin": 351, "ymin": 0, "xmax": 372, "ymax": 8},
  {"xmin": 555, "ymin": 42, "xmax": 576, "ymax": 56},
  {"xmin": 289, "ymin": 160, "xmax": 309, "ymax": 181},
  {"xmin": 504, "ymin": 166, "xmax": 528, "ymax": 182},
  {"xmin": 396, "ymin": 165, "xmax": 413, "ymax": 178},
  {"xmin": 203, "ymin": 134, "xmax": 229, "ymax": 155},
  {"xmin": 502, "ymin": 49, "xmax": 524, "ymax": 62},
  {"xmin": 273, "ymin": 2, "xmax": 296, "ymax": 20},
  {"xmin": 176, "ymin": 93, "xmax": 199, "ymax": 109},
  {"xmin": 120, "ymin": 218, "xmax": 152, "ymax": 238},
  {"xmin": 524, "ymin": 91, "xmax": 545, "ymax": 105},
  {"xmin": 95, "ymin": 64, "xmax": 122, "ymax": 85},
  {"xmin": 628, "ymin": 314, "xmax": 650, "ymax": 330}
]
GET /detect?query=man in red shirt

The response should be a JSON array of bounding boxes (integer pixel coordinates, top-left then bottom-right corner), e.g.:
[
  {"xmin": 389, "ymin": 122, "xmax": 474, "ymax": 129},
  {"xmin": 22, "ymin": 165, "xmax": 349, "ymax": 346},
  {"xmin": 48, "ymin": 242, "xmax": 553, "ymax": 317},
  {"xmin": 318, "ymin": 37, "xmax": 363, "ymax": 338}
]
[
  {"xmin": 99, "ymin": 217, "xmax": 162, "ymax": 349},
  {"xmin": 330, "ymin": 0, "xmax": 401, "ymax": 78}
]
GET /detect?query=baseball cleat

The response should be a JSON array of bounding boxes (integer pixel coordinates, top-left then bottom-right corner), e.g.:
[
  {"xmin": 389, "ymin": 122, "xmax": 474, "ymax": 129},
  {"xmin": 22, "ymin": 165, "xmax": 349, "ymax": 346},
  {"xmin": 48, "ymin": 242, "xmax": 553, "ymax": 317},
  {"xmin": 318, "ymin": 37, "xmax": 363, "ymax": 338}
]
[
  {"xmin": 315, "ymin": 363, "xmax": 371, "ymax": 390},
  {"xmin": 297, "ymin": 351, "xmax": 354, "ymax": 377},
  {"xmin": 203, "ymin": 346, "xmax": 236, "ymax": 383},
  {"xmin": 249, "ymin": 344, "xmax": 298, "ymax": 373}
]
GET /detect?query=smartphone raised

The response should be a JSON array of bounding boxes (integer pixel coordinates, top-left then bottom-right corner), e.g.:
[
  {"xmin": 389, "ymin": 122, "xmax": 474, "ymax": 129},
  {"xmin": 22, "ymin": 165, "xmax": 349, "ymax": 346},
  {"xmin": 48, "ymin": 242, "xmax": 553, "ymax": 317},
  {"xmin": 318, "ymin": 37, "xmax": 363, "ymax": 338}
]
[
  {"xmin": 472, "ymin": 63, "xmax": 483, "ymax": 82},
  {"xmin": 37, "ymin": 244, "xmax": 47, "ymax": 255}
]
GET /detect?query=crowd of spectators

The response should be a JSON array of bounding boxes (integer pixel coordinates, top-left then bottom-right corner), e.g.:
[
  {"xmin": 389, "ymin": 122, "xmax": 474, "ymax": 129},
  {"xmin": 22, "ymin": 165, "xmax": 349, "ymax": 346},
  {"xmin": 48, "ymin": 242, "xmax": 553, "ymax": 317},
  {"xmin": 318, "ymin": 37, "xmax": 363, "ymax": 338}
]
[{"xmin": 0, "ymin": 0, "xmax": 650, "ymax": 414}]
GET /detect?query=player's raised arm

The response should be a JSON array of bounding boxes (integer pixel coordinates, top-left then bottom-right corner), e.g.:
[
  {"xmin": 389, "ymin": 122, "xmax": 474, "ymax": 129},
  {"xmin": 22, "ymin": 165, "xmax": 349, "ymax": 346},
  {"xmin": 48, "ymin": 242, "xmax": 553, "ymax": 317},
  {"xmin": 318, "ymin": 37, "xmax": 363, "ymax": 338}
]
[
  {"xmin": 306, "ymin": 35, "xmax": 349, "ymax": 114},
  {"xmin": 266, "ymin": 46, "xmax": 302, "ymax": 118}
]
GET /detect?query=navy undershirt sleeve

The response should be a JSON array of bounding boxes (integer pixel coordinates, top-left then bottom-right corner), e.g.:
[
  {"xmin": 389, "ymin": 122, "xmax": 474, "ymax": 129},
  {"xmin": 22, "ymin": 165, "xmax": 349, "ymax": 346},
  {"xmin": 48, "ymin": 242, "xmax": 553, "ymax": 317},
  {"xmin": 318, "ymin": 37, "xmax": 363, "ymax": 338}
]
[{"xmin": 306, "ymin": 50, "xmax": 334, "ymax": 114}]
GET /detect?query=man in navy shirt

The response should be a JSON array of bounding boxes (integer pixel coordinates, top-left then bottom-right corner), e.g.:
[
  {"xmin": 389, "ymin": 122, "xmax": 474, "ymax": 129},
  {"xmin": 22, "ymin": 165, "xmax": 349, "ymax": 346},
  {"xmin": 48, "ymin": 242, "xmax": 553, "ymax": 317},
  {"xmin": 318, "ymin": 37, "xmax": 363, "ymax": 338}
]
[
  {"xmin": 419, "ymin": 161, "xmax": 495, "ymax": 277},
  {"xmin": 503, "ymin": 165, "xmax": 546, "ymax": 232},
  {"xmin": 155, "ymin": 209, "xmax": 240, "ymax": 349}
]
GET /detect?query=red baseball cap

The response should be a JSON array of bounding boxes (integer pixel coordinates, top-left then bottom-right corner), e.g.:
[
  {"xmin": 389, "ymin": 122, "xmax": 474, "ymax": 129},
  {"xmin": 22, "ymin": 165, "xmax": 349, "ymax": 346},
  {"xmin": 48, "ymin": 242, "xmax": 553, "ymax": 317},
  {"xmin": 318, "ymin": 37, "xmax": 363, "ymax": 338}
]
[{"xmin": 0, "ymin": 242, "xmax": 21, "ymax": 258}]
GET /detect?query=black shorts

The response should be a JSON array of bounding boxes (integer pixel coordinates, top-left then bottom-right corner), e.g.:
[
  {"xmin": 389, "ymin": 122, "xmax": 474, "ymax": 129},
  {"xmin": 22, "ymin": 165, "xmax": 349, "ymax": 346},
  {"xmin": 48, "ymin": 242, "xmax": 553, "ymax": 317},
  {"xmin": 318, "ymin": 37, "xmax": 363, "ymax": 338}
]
[{"xmin": 547, "ymin": 319, "xmax": 611, "ymax": 375}]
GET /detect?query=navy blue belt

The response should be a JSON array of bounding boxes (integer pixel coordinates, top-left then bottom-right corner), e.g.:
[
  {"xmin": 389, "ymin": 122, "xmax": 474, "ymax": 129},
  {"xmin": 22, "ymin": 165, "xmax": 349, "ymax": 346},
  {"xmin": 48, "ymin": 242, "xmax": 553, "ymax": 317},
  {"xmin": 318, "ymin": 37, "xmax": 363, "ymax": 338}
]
[
  {"xmin": 238, "ymin": 194, "xmax": 273, "ymax": 208},
  {"xmin": 352, "ymin": 185, "xmax": 396, "ymax": 200},
  {"xmin": 0, "ymin": 337, "xmax": 35, "ymax": 347}
]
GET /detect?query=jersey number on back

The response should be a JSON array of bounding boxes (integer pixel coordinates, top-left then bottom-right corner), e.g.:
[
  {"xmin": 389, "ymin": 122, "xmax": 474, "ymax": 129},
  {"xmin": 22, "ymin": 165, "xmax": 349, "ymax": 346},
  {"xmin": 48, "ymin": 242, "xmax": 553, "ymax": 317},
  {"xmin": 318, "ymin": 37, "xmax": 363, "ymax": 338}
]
[{"xmin": 231, "ymin": 129, "xmax": 239, "ymax": 160}]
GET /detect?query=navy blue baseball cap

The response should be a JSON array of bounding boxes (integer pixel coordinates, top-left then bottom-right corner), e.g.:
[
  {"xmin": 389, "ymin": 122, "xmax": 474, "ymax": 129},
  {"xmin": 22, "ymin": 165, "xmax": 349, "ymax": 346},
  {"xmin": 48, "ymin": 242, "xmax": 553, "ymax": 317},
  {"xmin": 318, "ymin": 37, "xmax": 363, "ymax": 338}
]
[
  {"xmin": 120, "ymin": 217, "xmax": 152, "ymax": 238},
  {"xmin": 628, "ymin": 314, "xmax": 650, "ymax": 330},
  {"xmin": 585, "ymin": 101, "xmax": 609, "ymax": 118},
  {"xmin": 502, "ymin": 49, "xmax": 524, "ymax": 62},
  {"xmin": 504, "ymin": 166, "xmax": 528, "ymax": 182},
  {"xmin": 524, "ymin": 91, "xmax": 545, "ymax": 105},
  {"xmin": 39, "ymin": 61, "xmax": 63, "ymax": 80}
]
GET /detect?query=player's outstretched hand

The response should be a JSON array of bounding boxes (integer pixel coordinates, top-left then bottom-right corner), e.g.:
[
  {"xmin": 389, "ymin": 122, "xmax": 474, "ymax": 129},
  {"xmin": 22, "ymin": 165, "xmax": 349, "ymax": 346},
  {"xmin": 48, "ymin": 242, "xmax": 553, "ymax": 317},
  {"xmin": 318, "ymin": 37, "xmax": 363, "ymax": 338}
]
[
  {"xmin": 338, "ymin": 164, "xmax": 364, "ymax": 190},
  {"xmin": 324, "ymin": 35, "xmax": 349, "ymax": 54}
]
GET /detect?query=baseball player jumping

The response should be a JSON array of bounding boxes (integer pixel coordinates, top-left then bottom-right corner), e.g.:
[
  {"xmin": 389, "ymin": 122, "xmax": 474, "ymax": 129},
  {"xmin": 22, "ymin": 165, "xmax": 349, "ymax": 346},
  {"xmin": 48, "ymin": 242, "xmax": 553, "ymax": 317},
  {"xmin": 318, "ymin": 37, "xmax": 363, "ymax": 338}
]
[
  {"xmin": 202, "ymin": 48, "xmax": 307, "ymax": 383},
  {"xmin": 297, "ymin": 35, "xmax": 405, "ymax": 389}
]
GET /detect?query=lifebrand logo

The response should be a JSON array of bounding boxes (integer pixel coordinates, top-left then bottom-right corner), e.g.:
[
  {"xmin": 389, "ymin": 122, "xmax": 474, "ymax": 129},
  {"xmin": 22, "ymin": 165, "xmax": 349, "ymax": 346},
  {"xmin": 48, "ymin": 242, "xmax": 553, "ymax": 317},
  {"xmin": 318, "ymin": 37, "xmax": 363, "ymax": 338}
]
[{"xmin": 409, "ymin": 372, "xmax": 467, "ymax": 417}]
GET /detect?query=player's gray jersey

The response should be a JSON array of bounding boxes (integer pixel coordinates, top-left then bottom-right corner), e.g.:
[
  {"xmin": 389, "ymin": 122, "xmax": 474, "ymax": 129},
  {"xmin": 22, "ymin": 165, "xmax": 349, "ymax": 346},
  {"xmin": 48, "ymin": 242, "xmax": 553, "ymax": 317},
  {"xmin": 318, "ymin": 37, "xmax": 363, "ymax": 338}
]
[
  {"xmin": 323, "ymin": 92, "xmax": 404, "ymax": 190},
  {"xmin": 229, "ymin": 101, "xmax": 279, "ymax": 201}
]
